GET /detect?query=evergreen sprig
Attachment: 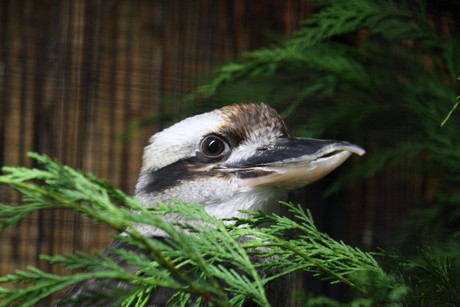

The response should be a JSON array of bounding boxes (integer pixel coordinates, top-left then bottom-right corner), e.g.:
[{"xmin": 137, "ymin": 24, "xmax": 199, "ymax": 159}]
[
  {"xmin": 0, "ymin": 152, "xmax": 403, "ymax": 306},
  {"xmin": 233, "ymin": 207, "xmax": 395, "ymax": 294},
  {"xmin": 441, "ymin": 94, "xmax": 460, "ymax": 127}
]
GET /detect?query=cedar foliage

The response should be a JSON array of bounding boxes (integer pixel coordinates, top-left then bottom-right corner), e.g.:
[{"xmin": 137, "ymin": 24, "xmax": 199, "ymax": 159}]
[{"xmin": 0, "ymin": 153, "xmax": 402, "ymax": 306}]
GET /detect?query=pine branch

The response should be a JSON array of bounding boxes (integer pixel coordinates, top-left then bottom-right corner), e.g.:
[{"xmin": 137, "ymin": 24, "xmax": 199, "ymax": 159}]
[
  {"xmin": 0, "ymin": 268, "xmax": 134, "ymax": 307},
  {"xmin": 0, "ymin": 153, "xmax": 400, "ymax": 306},
  {"xmin": 230, "ymin": 203, "xmax": 401, "ymax": 300},
  {"xmin": 190, "ymin": 0, "xmax": 443, "ymax": 102},
  {"xmin": 441, "ymin": 94, "xmax": 460, "ymax": 127},
  {"xmin": 293, "ymin": 0, "xmax": 430, "ymax": 46},
  {"xmin": 384, "ymin": 247, "xmax": 460, "ymax": 305}
]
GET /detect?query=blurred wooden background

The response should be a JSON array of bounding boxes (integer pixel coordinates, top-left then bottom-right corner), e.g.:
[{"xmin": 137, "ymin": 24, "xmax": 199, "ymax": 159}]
[{"xmin": 0, "ymin": 0, "xmax": 320, "ymax": 304}]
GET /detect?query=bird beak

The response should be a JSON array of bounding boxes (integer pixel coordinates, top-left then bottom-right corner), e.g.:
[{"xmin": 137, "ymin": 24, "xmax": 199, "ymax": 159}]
[{"xmin": 224, "ymin": 138, "xmax": 365, "ymax": 190}]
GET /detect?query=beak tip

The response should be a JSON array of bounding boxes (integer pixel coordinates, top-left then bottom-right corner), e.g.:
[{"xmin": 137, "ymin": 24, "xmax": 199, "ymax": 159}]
[
  {"xmin": 355, "ymin": 147, "xmax": 366, "ymax": 156},
  {"xmin": 339, "ymin": 143, "xmax": 365, "ymax": 157}
]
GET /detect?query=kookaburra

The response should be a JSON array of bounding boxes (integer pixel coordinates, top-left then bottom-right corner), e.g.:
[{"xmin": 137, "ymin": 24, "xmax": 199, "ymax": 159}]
[{"xmin": 61, "ymin": 103, "xmax": 364, "ymax": 305}]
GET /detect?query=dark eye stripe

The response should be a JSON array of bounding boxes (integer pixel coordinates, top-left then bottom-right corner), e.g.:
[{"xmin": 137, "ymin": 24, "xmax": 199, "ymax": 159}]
[{"xmin": 135, "ymin": 157, "xmax": 218, "ymax": 195}]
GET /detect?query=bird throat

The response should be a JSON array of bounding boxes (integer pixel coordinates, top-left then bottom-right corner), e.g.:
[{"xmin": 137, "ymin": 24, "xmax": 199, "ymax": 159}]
[
  {"xmin": 203, "ymin": 186, "xmax": 286, "ymax": 220},
  {"xmin": 130, "ymin": 185, "xmax": 286, "ymax": 238}
]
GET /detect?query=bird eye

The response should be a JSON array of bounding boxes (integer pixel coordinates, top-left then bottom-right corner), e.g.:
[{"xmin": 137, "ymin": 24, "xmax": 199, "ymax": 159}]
[{"xmin": 200, "ymin": 135, "xmax": 229, "ymax": 159}]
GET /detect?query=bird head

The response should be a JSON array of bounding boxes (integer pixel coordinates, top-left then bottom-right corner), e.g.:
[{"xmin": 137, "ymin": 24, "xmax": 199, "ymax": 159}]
[{"xmin": 135, "ymin": 103, "xmax": 364, "ymax": 230}]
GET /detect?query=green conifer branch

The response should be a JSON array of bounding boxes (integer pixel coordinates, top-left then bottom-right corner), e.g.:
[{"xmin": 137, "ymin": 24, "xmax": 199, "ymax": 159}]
[
  {"xmin": 441, "ymin": 94, "xmax": 460, "ymax": 127},
  {"xmin": 0, "ymin": 268, "xmax": 135, "ymax": 307},
  {"xmin": 0, "ymin": 152, "xmax": 399, "ymax": 306},
  {"xmin": 230, "ymin": 204, "xmax": 396, "ymax": 298}
]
